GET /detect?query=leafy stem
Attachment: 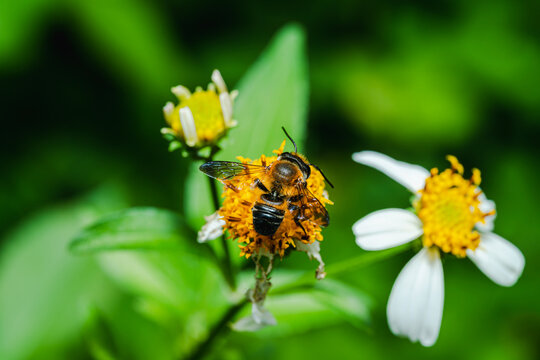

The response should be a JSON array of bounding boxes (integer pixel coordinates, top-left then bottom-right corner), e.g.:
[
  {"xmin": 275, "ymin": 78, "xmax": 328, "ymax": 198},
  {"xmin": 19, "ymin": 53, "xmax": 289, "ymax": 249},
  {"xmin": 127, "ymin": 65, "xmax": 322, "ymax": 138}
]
[
  {"xmin": 205, "ymin": 147, "xmax": 236, "ymax": 290},
  {"xmin": 325, "ymin": 242, "xmax": 412, "ymax": 276},
  {"xmin": 184, "ymin": 299, "xmax": 248, "ymax": 360}
]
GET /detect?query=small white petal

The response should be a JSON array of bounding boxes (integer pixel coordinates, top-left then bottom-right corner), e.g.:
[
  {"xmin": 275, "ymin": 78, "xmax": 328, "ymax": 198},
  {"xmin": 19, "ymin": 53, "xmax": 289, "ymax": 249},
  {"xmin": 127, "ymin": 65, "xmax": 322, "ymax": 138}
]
[
  {"xmin": 231, "ymin": 316, "xmax": 262, "ymax": 332},
  {"xmin": 179, "ymin": 107, "xmax": 198, "ymax": 147},
  {"xmin": 162, "ymin": 101, "xmax": 174, "ymax": 118},
  {"xmin": 294, "ymin": 240, "xmax": 326, "ymax": 279},
  {"xmin": 467, "ymin": 232, "xmax": 525, "ymax": 287},
  {"xmin": 230, "ymin": 89, "xmax": 239, "ymax": 101},
  {"xmin": 352, "ymin": 151, "xmax": 429, "ymax": 193},
  {"xmin": 476, "ymin": 192, "xmax": 496, "ymax": 232},
  {"xmin": 387, "ymin": 247, "xmax": 444, "ymax": 347},
  {"xmin": 231, "ymin": 302, "xmax": 276, "ymax": 332},
  {"xmin": 160, "ymin": 128, "xmax": 175, "ymax": 136},
  {"xmin": 353, "ymin": 209, "xmax": 423, "ymax": 251},
  {"xmin": 171, "ymin": 85, "xmax": 191, "ymax": 100},
  {"xmin": 322, "ymin": 190, "xmax": 329, "ymax": 200},
  {"xmin": 197, "ymin": 212, "xmax": 225, "ymax": 243},
  {"xmin": 211, "ymin": 69, "xmax": 228, "ymax": 93},
  {"xmin": 252, "ymin": 301, "xmax": 276, "ymax": 325},
  {"xmin": 219, "ymin": 92, "xmax": 235, "ymax": 127}
]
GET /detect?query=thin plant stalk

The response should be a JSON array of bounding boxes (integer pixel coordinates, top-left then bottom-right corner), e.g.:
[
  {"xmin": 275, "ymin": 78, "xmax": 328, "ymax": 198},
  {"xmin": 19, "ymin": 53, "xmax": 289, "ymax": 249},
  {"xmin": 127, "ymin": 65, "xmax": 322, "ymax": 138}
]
[
  {"xmin": 271, "ymin": 243, "xmax": 412, "ymax": 296},
  {"xmin": 205, "ymin": 148, "xmax": 236, "ymax": 290},
  {"xmin": 184, "ymin": 299, "xmax": 248, "ymax": 360}
]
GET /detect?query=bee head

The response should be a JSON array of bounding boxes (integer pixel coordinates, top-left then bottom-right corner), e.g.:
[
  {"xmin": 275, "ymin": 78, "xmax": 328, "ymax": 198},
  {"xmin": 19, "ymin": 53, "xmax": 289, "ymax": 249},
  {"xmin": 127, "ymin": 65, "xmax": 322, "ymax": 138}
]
[{"xmin": 279, "ymin": 126, "xmax": 333, "ymax": 188}]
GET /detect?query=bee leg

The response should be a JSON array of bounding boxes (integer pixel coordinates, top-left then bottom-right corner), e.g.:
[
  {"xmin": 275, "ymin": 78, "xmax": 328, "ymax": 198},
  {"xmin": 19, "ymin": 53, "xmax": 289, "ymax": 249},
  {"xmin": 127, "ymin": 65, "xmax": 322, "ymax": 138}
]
[
  {"xmin": 224, "ymin": 183, "xmax": 240, "ymax": 193},
  {"xmin": 253, "ymin": 178, "xmax": 269, "ymax": 192},
  {"xmin": 293, "ymin": 215, "xmax": 309, "ymax": 240},
  {"xmin": 287, "ymin": 203, "xmax": 299, "ymax": 213},
  {"xmin": 288, "ymin": 203, "xmax": 308, "ymax": 240},
  {"xmin": 289, "ymin": 194, "xmax": 303, "ymax": 203}
]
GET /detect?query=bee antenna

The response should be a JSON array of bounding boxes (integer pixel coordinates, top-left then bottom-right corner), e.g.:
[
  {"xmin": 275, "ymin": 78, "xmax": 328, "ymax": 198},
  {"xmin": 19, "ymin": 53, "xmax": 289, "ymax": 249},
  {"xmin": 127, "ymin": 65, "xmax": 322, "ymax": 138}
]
[
  {"xmin": 281, "ymin": 126, "xmax": 298, "ymax": 153},
  {"xmin": 310, "ymin": 163, "xmax": 334, "ymax": 188}
]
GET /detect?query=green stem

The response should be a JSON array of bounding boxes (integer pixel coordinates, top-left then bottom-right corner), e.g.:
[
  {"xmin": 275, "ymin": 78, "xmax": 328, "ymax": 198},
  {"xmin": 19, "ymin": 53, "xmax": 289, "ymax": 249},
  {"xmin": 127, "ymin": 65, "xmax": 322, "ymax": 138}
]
[
  {"xmin": 205, "ymin": 157, "xmax": 236, "ymax": 290},
  {"xmin": 184, "ymin": 299, "xmax": 248, "ymax": 360},
  {"xmin": 325, "ymin": 243, "xmax": 412, "ymax": 276},
  {"xmin": 271, "ymin": 243, "xmax": 412, "ymax": 296}
]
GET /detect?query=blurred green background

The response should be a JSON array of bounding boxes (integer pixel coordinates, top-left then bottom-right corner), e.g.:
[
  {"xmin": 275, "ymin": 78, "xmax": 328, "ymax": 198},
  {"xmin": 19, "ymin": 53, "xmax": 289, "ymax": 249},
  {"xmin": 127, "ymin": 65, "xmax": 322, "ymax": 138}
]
[{"xmin": 1, "ymin": 0, "xmax": 539, "ymax": 359}]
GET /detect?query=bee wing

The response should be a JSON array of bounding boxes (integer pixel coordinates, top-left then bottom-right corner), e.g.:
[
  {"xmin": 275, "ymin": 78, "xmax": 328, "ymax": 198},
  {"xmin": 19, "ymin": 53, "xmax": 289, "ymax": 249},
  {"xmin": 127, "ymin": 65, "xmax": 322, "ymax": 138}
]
[
  {"xmin": 296, "ymin": 183, "xmax": 330, "ymax": 228},
  {"xmin": 199, "ymin": 161, "xmax": 268, "ymax": 184}
]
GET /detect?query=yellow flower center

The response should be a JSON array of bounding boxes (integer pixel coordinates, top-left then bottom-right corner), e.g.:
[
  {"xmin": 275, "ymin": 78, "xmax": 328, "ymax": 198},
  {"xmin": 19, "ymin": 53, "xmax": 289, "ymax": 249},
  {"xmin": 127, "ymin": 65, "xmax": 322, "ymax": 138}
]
[
  {"xmin": 218, "ymin": 141, "xmax": 333, "ymax": 258},
  {"xmin": 183, "ymin": 90, "xmax": 227, "ymax": 141},
  {"xmin": 164, "ymin": 89, "xmax": 227, "ymax": 146},
  {"xmin": 417, "ymin": 155, "xmax": 494, "ymax": 257}
]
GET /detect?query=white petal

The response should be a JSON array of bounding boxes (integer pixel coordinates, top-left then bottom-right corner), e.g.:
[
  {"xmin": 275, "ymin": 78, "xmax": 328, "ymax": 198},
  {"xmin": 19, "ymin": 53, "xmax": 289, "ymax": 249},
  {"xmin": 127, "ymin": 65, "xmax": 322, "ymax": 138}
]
[
  {"xmin": 352, "ymin": 151, "xmax": 429, "ymax": 193},
  {"xmin": 231, "ymin": 302, "xmax": 276, "ymax": 332},
  {"xmin": 179, "ymin": 107, "xmax": 198, "ymax": 147},
  {"xmin": 219, "ymin": 92, "xmax": 235, "ymax": 127},
  {"xmin": 475, "ymin": 192, "xmax": 496, "ymax": 232},
  {"xmin": 353, "ymin": 209, "xmax": 423, "ymax": 250},
  {"xmin": 294, "ymin": 240, "xmax": 326, "ymax": 280},
  {"xmin": 231, "ymin": 316, "xmax": 262, "ymax": 332},
  {"xmin": 467, "ymin": 232, "xmax": 524, "ymax": 287},
  {"xmin": 160, "ymin": 128, "xmax": 175, "ymax": 136},
  {"xmin": 230, "ymin": 89, "xmax": 239, "ymax": 101},
  {"xmin": 197, "ymin": 212, "xmax": 225, "ymax": 243},
  {"xmin": 252, "ymin": 301, "xmax": 276, "ymax": 325},
  {"xmin": 162, "ymin": 101, "xmax": 174, "ymax": 118},
  {"xmin": 211, "ymin": 69, "xmax": 228, "ymax": 93},
  {"xmin": 387, "ymin": 247, "xmax": 444, "ymax": 347},
  {"xmin": 171, "ymin": 85, "xmax": 191, "ymax": 100}
]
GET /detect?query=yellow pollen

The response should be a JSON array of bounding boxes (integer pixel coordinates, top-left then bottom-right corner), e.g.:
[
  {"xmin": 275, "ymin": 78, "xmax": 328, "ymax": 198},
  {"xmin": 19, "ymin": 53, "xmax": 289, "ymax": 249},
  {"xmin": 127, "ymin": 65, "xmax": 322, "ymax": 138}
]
[
  {"xmin": 417, "ymin": 156, "xmax": 493, "ymax": 257},
  {"xmin": 218, "ymin": 140, "xmax": 333, "ymax": 258}
]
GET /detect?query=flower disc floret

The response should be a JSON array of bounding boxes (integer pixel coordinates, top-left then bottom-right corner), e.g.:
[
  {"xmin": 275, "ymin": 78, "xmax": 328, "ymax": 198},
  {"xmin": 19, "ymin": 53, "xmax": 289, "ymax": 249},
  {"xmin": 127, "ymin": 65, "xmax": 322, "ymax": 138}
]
[{"xmin": 417, "ymin": 155, "xmax": 495, "ymax": 257}]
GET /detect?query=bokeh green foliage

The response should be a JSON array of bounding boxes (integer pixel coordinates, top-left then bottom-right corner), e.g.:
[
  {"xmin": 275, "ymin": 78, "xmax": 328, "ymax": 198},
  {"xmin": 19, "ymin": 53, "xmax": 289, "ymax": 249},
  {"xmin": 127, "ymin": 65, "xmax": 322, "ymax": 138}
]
[{"xmin": 1, "ymin": 0, "xmax": 540, "ymax": 359}]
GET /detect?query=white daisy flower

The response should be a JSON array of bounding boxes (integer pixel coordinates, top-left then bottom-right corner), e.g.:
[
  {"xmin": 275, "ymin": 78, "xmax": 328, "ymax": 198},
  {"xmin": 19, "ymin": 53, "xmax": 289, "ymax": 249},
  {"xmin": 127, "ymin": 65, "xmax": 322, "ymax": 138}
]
[
  {"xmin": 352, "ymin": 151, "xmax": 525, "ymax": 346},
  {"xmin": 162, "ymin": 69, "xmax": 238, "ymax": 149}
]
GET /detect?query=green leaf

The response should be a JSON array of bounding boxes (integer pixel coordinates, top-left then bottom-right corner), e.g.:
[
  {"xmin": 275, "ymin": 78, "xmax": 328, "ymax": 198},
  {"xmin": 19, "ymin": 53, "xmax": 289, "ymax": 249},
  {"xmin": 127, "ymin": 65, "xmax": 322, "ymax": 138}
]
[
  {"xmin": 223, "ymin": 22, "xmax": 309, "ymax": 159},
  {"xmin": 69, "ymin": 207, "xmax": 231, "ymax": 355},
  {"xmin": 68, "ymin": 205, "xmax": 232, "ymax": 355},
  {"xmin": 69, "ymin": 206, "xmax": 231, "ymax": 354},
  {"xmin": 84, "ymin": 308, "xmax": 119, "ymax": 360},
  {"xmin": 0, "ymin": 187, "xmax": 126, "ymax": 360},
  {"xmin": 95, "ymin": 247, "xmax": 231, "ymax": 355},
  {"xmin": 310, "ymin": 279, "xmax": 372, "ymax": 328},
  {"xmin": 184, "ymin": 23, "xmax": 309, "ymax": 232},
  {"xmin": 70, "ymin": 207, "xmax": 195, "ymax": 255},
  {"xmin": 86, "ymin": 298, "xmax": 178, "ymax": 360}
]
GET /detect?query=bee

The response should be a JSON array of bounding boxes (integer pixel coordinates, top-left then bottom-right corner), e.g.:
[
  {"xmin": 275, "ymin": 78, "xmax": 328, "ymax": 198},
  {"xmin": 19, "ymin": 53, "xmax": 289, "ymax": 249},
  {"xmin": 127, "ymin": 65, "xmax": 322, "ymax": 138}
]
[{"xmin": 199, "ymin": 127, "xmax": 333, "ymax": 239}]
